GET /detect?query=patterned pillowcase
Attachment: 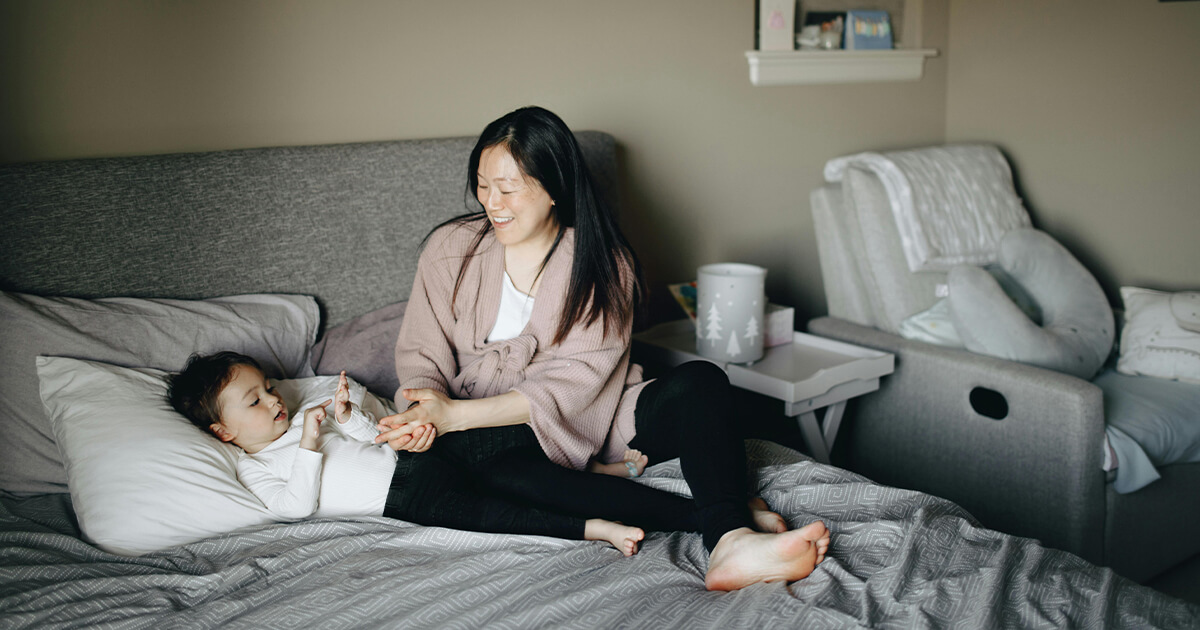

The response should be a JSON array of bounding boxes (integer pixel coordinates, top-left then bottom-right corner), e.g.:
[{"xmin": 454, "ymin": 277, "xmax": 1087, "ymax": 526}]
[{"xmin": 1117, "ymin": 287, "xmax": 1200, "ymax": 384}]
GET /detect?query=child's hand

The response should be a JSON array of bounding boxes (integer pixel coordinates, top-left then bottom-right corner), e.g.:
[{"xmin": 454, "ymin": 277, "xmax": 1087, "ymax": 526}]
[
  {"xmin": 376, "ymin": 419, "xmax": 436, "ymax": 453},
  {"xmin": 334, "ymin": 371, "xmax": 352, "ymax": 424},
  {"xmin": 300, "ymin": 399, "xmax": 330, "ymax": 451}
]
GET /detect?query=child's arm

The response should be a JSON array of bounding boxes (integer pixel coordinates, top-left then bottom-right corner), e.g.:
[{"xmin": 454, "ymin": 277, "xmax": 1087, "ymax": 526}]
[
  {"xmin": 237, "ymin": 447, "xmax": 323, "ymax": 520},
  {"xmin": 299, "ymin": 400, "xmax": 329, "ymax": 451},
  {"xmin": 331, "ymin": 371, "xmax": 397, "ymax": 445}
]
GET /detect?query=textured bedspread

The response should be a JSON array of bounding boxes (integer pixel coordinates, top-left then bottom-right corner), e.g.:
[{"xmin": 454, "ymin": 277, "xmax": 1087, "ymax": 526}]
[{"xmin": 2, "ymin": 441, "xmax": 1196, "ymax": 629}]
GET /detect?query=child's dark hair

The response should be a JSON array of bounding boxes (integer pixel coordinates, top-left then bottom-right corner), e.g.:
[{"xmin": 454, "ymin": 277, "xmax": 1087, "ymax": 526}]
[{"xmin": 168, "ymin": 352, "xmax": 262, "ymax": 435}]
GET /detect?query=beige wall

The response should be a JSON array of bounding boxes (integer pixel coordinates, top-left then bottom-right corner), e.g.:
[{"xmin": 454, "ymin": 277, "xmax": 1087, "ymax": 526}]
[
  {"xmin": 0, "ymin": 0, "xmax": 950, "ymax": 323},
  {"xmin": 945, "ymin": 0, "xmax": 1200, "ymax": 301}
]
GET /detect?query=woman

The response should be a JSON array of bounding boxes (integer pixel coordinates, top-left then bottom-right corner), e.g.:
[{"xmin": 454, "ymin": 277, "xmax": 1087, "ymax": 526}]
[{"xmin": 379, "ymin": 106, "xmax": 829, "ymax": 591}]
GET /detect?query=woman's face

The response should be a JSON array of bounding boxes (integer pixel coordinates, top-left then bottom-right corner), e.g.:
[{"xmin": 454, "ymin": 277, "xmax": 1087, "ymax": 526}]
[{"xmin": 476, "ymin": 145, "xmax": 558, "ymax": 252}]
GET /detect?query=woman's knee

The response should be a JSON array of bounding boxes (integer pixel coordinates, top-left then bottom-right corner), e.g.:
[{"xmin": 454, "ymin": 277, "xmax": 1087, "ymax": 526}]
[{"xmin": 663, "ymin": 361, "xmax": 730, "ymax": 396}]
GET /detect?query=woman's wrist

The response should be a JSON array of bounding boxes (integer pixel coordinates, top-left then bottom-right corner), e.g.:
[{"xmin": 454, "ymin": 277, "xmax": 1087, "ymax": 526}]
[
  {"xmin": 438, "ymin": 398, "xmax": 465, "ymax": 433},
  {"xmin": 448, "ymin": 392, "xmax": 530, "ymax": 432}
]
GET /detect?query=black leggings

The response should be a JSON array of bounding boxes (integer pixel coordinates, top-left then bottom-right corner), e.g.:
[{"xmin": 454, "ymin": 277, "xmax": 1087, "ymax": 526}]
[
  {"xmin": 383, "ymin": 361, "xmax": 744, "ymax": 549},
  {"xmin": 629, "ymin": 361, "xmax": 751, "ymax": 550},
  {"xmin": 383, "ymin": 424, "xmax": 699, "ymax": 539}
]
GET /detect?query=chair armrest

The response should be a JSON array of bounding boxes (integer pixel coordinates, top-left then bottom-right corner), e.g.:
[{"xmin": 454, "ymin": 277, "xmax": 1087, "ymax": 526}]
[{"xmin": 808, "ymin": 316, "xmax": 1107, "ymax": 561}]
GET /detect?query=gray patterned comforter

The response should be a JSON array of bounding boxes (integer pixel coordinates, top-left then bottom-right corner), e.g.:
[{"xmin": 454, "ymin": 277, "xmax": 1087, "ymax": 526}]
[{"xmin": 2, "ymin": 441, "xmax": 1196, "ymax": 629}]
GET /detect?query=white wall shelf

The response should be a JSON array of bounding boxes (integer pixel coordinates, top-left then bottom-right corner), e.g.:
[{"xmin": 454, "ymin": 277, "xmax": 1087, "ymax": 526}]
[{"xmin": 745, "ymin": 49, "xmax": 938, "ymax": 86}]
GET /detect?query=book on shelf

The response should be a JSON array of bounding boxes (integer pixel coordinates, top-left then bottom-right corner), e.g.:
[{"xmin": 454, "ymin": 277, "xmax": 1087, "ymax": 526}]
[
  {"xmin": 668, "ymin": 282, "xmax": 698, "ymax": 325},
  {"xmin": 844, "ymin": 10, "xmax": 893, "ymax": 50}
]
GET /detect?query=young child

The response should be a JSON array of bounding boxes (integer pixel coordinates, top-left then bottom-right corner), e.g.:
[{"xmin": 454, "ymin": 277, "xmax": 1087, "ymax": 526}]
[{"xmin": 167, "ymin": 351, "xmax": 646, "ymax": 555}]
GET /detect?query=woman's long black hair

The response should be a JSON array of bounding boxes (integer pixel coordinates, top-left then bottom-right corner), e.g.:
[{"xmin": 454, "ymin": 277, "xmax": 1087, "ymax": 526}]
[{"xmin": 432, "ymin": 106, "xmax": 644, "ymax": 345}]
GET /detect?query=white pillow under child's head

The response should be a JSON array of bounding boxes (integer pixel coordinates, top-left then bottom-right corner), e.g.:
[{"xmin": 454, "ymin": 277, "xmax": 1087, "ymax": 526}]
[{"xmin": 36, "ymin": 356, "xmax": 274, "ymax": 556}]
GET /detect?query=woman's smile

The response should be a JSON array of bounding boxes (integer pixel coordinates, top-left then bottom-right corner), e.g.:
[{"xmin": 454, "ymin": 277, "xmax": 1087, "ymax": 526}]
[{"xmin": 476, "ymin": 145, "xmax": 557, "ymax": 252}]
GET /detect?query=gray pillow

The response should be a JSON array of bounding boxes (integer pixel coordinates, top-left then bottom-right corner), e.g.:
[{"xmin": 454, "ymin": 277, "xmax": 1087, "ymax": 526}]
[
  {"xmin": 311, "ymin": 300, "xmax": 407, "ymax": 399},
  {"xmin": 1, "ymin": 292, "xmax": 319, "ymax": 494},
  {"xmin": 947, "ymin": 228, "xmax": 1114, "ymax": 380}
]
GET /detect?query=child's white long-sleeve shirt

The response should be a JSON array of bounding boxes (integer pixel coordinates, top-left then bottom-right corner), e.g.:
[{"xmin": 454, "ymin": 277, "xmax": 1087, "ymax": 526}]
[{"xmin": 237, "ymin": 378, "xmax": 397, "ymax": 520}]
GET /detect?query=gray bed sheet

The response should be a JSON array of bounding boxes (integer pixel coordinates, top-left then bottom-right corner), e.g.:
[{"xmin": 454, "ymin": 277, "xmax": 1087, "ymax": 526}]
[{"xmin": 2, "ymin": 441, "xmax": 1195, "ymax": 629}]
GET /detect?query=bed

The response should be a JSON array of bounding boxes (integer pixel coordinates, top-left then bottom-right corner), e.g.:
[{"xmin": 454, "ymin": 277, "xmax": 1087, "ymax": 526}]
[{"xmin": 1, "ymin": 134, "xmax": 1196, "ymax": 629}]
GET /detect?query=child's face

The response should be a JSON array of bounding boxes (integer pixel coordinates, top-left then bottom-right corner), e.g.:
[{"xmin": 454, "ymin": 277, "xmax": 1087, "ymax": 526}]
[{"xmin": 212, "ymin": 364, "xmax": 290, "ymax": 454}]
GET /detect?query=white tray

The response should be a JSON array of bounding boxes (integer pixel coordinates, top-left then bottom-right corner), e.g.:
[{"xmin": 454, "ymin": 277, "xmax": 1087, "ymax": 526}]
[{"xmin": 633, "ymin": 319, "xmax": 894, "ymax": 407}]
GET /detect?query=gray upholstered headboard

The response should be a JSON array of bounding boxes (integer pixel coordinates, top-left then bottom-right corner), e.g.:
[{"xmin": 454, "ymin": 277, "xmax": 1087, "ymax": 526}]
[{"xmin": 0, "ymin": 132, "xmax": 618, "ymax": 330}]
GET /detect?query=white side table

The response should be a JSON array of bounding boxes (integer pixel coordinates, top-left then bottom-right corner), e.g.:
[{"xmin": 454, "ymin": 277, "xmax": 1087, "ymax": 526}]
[{"xmin": 632, "ymin": 319, "xmax": 894, "ymax": 464}]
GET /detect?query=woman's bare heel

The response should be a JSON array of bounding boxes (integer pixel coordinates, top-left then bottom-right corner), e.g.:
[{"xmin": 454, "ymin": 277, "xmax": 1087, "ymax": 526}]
[
  {"xmin": 748, "ymin": 497, "xmax": 787, "ymax": 533},
  {"xmin": 705, "ymin": 521, "xmax": 829, "ymax": 591}
]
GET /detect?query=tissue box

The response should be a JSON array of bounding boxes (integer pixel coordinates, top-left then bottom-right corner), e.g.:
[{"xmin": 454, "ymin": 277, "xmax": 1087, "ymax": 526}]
[{"xmin": 765, "ymin": 303, "xmax": 794, "ymax": 347}]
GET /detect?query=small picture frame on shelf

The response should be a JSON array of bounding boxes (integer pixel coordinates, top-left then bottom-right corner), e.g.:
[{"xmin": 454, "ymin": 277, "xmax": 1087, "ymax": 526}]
[
  {"xmin": 845, "ymin": 10, "xmax": 894, "ymax": 50},
  {"xmin": 757, "ymin": 0, "xmax": 797, "ymax": 50}
]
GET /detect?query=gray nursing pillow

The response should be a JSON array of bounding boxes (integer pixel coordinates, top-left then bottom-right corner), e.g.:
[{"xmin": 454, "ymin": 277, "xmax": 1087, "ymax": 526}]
[{"xmin": 947, "ymin": 228, "xmax": 1114, "ymax": 380}]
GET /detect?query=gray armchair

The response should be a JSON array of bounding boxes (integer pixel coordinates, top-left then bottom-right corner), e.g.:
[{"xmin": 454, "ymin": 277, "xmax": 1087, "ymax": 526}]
[{"xmin": 808, "ymin": 160, "xmax": 1200, "ymax": 583}]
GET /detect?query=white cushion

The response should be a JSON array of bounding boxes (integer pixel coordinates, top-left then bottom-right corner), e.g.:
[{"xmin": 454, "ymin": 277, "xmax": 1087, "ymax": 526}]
[
  {"xmin": 948, "ymin": 228, "xmax": 1114, "ymax": 380},
  {"xmin": 1117, "ymin": 287, "xmax": 1200, "ymax": 384},
  {"xmin": 897, "ymin": 298, "xmax": 965, "ymax": 348},
  {"xmin": 36, "ymin": 357, "xmax": 396, "ymax": 556},
  {"xmin": 0, "ymin": 292, "xmax": 319, "ymax": 493},
  {"xmin": 36, "ymin": 357, "xmax": 275, "ymax": 556}
]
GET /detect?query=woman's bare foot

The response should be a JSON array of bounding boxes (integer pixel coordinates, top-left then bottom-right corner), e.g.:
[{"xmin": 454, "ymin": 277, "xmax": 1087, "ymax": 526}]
[
  {"xmin": 584, "ymin": 519, "xmax": 645, "ymax": 557},
  {"xmin": 748, "ymin": 497, "xmax": 787, "ymax": 533},
  {"xmin": 587, "ymin": 449, "xmax": 649, "ymax": 478},
  {"xmin": 704, "ymin": 521, "xmax": 829, "ymax": 591}
]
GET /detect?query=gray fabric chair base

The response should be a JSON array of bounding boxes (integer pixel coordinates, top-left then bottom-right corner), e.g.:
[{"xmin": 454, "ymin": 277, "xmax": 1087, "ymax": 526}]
[{"xmin": 810, "ymin": 316, "xmax": 1200, "ymax": 583}]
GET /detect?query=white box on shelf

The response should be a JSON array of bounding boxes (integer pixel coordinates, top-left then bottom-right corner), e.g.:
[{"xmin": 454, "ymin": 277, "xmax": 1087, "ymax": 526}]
[
  {"xmin": 758, "ymin": 0, "xmax": 795, "ymax": 51},
  {"xmin": 765, "ymin": 303, "xmax": 794, "ymax": 347}
]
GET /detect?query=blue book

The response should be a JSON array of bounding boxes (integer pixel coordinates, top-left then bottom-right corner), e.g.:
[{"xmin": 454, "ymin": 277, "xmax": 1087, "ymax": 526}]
[{"xmin": 844, "ymin": 10, "xmax": 893, "ymax": 50}]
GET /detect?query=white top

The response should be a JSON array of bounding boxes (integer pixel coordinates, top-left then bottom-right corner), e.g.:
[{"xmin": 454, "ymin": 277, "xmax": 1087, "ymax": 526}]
[
  {"xmin": 237, "ymin": 381, "xmax": 397, "ymax": 520},
  {"xmin": 486, "ymin": 271, "xmax": 536, "ymax": 343}
]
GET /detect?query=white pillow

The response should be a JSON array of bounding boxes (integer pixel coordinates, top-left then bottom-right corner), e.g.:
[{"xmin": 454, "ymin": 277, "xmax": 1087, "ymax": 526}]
[
  {"xmin": 36, "ymin": 356, "xmax": 275, "ymax": 555},
  {"xmin": 37, "ymin": 358, "xmax": 399, "ymax": 556},
  {"xmin": 1, "ymin": 292, "xmax": 319, "ymax": 494},
  {"xmin": 897, "ymin": 298, "xmax": 966, "ymax": 348},
  {"xmin": 1117, "ymin": 287, "xmax": 1200, "ymax": 384},
  {"xmin": 947, "ymin": 229, "xmax": 1114, "ymax": 380}
]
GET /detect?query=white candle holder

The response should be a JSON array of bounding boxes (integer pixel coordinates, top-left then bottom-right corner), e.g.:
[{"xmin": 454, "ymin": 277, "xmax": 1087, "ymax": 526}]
[{"xmin": 696, "ymin": 263, "xmax": 767, "ymax": 364}]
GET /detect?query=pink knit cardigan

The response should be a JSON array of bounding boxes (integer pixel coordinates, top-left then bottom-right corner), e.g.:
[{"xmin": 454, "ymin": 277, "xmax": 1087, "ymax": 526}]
[{"xmin": 394, "ymin": 222, "xmax": 648, "ymax": 470}]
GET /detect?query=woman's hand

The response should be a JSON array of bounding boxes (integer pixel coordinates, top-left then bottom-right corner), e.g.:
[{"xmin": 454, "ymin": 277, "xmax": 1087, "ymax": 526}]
[
  {"xmin": 379, "ymin": 389, "xmax": 531, "ymax": 445},
  {"xmin": 375, "ymin": 389, "xmax": 455, "ymax": 451},
  {"xmin": 396, "ymin": 388, "xmax": 460, "ymax": 432},
  {"xmin": 374, "ymin": 420, "xmax": 437, "ymax": 452}
]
